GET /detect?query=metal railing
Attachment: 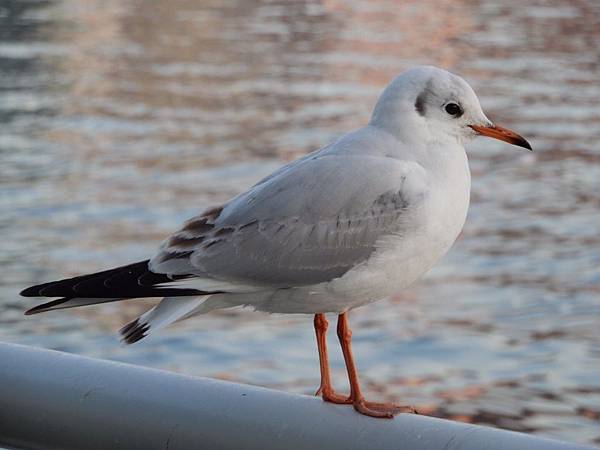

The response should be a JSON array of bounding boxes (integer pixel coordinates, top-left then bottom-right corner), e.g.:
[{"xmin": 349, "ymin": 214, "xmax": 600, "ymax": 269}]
[{"xmin": 0, "ymin": 342, "xmax": 596, "ymax": 450}]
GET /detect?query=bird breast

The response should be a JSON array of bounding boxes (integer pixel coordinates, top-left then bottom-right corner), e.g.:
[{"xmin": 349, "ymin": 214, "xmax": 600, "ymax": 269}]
[{"xmin": 325, "ymin": 147, "xmax": 472, "ymax": 310}]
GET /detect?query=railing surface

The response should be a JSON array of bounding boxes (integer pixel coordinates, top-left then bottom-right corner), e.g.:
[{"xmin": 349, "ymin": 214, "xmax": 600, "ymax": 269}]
[{"xmin": 0, "ymin": 342, "xmax": 596, "ymax": 450}]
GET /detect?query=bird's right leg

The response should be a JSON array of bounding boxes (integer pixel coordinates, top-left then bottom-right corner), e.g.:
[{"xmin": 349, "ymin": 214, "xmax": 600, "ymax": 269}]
[{"xmin": 314, "ymin": 313, "xmax": 351, "ymax": 404}]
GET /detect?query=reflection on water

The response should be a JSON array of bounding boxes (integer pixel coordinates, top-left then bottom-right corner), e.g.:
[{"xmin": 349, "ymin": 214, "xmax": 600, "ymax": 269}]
[{"xmin": 1, "ymin": 0, "xmax": 599, "ymax": 444}]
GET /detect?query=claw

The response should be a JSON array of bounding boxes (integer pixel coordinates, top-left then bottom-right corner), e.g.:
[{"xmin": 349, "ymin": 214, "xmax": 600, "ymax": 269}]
[
  {"xmin": 358, "ymin": 400, "xmax": 417, "ymax": 417},
  {"xmin": 320, "ymin": 389, "xmax": 352, "ymax": 404},
  {"xmin": 354, "ymin": 401, "xmax": 394, "ymax": 418}
]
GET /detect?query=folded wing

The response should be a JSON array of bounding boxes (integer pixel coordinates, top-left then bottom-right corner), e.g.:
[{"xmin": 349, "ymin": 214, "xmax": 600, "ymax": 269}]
[{"xmin": 151, "ymin": 153, "xmax": 428, "ymax": 288}]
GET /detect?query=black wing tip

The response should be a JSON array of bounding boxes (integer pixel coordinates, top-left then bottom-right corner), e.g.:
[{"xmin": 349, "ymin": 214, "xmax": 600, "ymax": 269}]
[
  {"xmin": 119, "ymin": 319, "xmax": 150, "ymax": 345},
  {"xmin": 20, "ymin": 285, "xmax": 42, "ymax": 297},
  {"xmin": 24, "ymin": 297, "xmax": 72, "ymax": 315},
  {"xmin": 18, "ymin": 260, "xmax": 208, "ymax": 300},
  {"xmin": 24, "ymin": 306, "xmax": 41, "ymax": 315}
]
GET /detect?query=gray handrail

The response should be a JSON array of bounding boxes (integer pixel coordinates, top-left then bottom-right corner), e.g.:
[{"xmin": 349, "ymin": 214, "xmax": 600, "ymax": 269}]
[{"xmin": 0, "ymin": 342, "xmax": 595, "ymax": 450}]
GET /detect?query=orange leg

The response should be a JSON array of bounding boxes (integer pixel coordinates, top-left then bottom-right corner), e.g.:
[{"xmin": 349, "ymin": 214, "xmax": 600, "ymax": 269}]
[
  {"xmin": 313, "ymin": 313, "xmax": 351, "ymax": 404},
  {"xmin": 336, "ymin": 312, "xmax": 418, "ymax": 418}
]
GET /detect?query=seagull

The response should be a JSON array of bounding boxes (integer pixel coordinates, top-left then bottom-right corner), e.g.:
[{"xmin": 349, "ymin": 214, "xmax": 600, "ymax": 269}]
[{"xmin": 21, "ymin": 66, "xmax": 531, "ymax": 418}]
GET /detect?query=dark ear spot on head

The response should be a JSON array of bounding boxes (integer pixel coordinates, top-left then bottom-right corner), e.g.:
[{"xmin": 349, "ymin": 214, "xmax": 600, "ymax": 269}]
[{"xmin": 414, "ymin": 90, "xmax": 427, "ymax": 116}]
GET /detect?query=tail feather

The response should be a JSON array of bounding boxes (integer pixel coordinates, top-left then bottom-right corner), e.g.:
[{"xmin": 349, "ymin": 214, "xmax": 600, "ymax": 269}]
[
  {"xmin": 120, "ymin": 319, "xmax": 150, "ymax": 345},
  {"xmin": 21, "ymin": 261, "xmax": 239, "ymax": 343},
  {"xmin": 120, "ymin": 295, "xmax": 222, "ymax": 344}
]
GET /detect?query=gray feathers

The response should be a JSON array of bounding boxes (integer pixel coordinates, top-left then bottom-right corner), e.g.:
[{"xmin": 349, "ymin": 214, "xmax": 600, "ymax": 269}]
[{"xmin": 150, "ymin": 127, "xmax": 428, "ymax": 287}]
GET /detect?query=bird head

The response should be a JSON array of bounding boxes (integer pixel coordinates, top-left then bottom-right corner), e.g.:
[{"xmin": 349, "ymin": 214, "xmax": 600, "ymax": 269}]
[{"xmin": 370, "ymin": 66, "xmax": 531, "ymax": 151}]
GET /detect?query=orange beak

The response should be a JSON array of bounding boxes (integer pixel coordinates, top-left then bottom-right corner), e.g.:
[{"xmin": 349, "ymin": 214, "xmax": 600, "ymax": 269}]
[{"xmin": 469, "ymin": 124, "xmax": 532, "ymax": 151}]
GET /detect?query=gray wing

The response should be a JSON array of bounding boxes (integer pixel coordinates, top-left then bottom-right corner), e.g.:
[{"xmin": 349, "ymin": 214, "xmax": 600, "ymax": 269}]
[{"xmin": 150, "ymin": 150, "xmax": 429, "ymax": 288}]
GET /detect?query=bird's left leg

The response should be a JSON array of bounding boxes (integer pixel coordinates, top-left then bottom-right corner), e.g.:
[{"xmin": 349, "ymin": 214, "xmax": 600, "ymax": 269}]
[
  {"xmin": 313, "ymin": 313, "xmax": 351, "ymax": 404},
  {"xmin": 336, "ymin": 312, "xmax": 417, "ymax": 418}
]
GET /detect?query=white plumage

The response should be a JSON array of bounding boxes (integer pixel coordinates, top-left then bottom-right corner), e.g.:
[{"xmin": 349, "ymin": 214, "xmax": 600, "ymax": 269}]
[{"xmin": 22, "ymin": 65, "xmax": 531, "ymax": 418}]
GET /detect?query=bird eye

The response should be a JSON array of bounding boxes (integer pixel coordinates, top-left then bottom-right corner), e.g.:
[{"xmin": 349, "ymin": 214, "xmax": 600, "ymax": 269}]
[{"xmin": 444, "ymin": 102, "xmax": 463, "ymax": 117}]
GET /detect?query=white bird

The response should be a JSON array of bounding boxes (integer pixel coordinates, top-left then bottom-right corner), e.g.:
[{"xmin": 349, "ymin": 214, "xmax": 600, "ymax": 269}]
[{"xmin": 21, "ymin": 66, "xmax": 531, "ymax": 418}]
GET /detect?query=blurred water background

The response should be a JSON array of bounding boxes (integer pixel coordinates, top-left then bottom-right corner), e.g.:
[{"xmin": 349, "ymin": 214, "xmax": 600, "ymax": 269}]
[{"xmin": 1, "ymin": 0, "xmax": 599, "ymax": 444}]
